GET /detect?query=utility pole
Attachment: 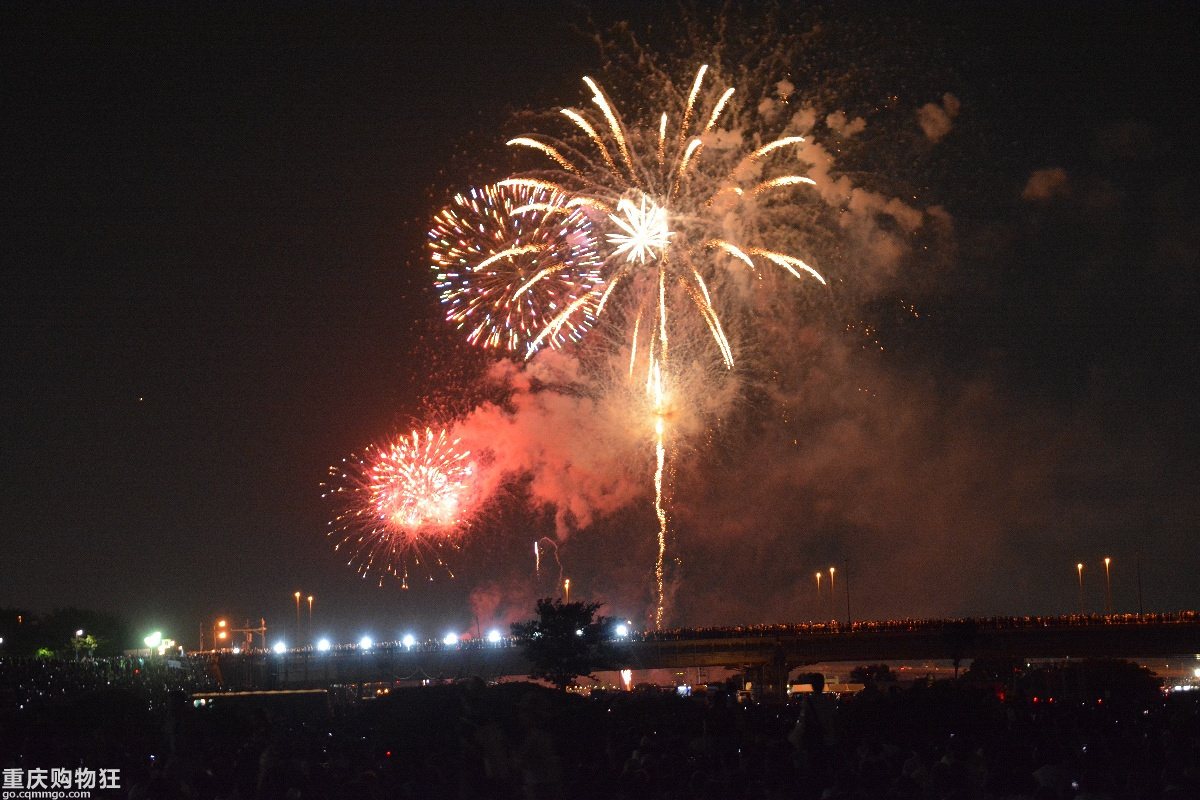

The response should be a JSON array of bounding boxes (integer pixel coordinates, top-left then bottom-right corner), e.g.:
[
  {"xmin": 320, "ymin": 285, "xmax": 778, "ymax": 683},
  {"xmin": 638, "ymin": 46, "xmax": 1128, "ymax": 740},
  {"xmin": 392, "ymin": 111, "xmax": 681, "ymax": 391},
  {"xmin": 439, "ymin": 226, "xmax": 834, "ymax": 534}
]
[
  {"xmin": 828, "ymin": 567, "xmax": 836, "ymax": 622},
  {"xmin": 1076, "ymin": 563, "xmax": 1085, "ymax": 616},
  {"xmin": 1103, "ymin": 558, "xmax": 1112, "ymax": 616},
  {"xmin": 1136, "ymin": 550, "xmax": 1144, "ymax": 617},
  {"xmin": 844, "ymin": 558, "xmax": 851, "ymax": 625},
  {"xmin": 815, "ymin": 572, "xmax": 822, "ymax": 621}
]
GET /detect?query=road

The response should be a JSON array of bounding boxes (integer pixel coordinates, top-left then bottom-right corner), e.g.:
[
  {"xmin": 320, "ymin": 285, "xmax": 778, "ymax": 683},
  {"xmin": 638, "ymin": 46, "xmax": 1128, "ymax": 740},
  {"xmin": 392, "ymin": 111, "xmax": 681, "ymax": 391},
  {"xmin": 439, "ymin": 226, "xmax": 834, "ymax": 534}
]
[{"xmin": 210, "ymin": 613, "xmax": 1200, "ymax": 691}]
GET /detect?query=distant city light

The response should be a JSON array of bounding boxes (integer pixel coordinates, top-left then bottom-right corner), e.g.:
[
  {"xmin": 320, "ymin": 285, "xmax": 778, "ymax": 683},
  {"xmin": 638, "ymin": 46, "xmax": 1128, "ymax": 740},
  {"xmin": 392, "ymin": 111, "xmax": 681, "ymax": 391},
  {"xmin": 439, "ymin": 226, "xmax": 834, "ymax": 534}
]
[
  {"xmin": 359, "ymin": 636, "xmax": 372, "ymax": 650},
  {"xmin": 487, "ymin": 629, "xmax": 502, "ymax": 643},
  {"xmin": 443, "ymin": 633, "xmax": 458, "ymax": 646},
  {"xmin": 317, "ymin": 639, "xmax": 331, "ymax": 652},
  {"xmin": 273, "ymin": 642, "xmax": 286, "ymax": 654},
  {"xmin": 402, "ymin": 634, "xmax": 416, "ymax": 648}
]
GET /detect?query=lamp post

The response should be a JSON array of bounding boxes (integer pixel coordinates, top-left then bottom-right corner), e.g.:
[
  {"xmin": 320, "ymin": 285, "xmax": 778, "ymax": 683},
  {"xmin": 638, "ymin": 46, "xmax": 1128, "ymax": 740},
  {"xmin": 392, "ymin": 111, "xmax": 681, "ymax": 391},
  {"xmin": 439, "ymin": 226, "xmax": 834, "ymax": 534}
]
[
  {"xmin": 828, "ymin": 567, "xmax": 836, "ymax": 622},
  {"xmin": 1076, "ymin": 563, "xmax": 1085, "ymax": 616},
  {"xmin": 815, "ymin": 572, "xmax": 822, "ymax": 621},
  {"xmin": 307, "ymin": 595, "xmax": 313, "ymax": 642},
  {"xmin": 1132, "ymin": 551, "xmax": 1142, "ymax": 618},
  {"xmin": 144, "ymin": 631, "xmax": 162, "ymax": 660},
  {"xmin": 1103, "ymin": 558, "xmax": 1112, "ymax": 615},
  {"xmin": 294, "ymin": 591, "xmax": 301, "ymax": 641},
  {"xmin": 844, "ymin": 558, "xmax": 851, "ymax": 626}
]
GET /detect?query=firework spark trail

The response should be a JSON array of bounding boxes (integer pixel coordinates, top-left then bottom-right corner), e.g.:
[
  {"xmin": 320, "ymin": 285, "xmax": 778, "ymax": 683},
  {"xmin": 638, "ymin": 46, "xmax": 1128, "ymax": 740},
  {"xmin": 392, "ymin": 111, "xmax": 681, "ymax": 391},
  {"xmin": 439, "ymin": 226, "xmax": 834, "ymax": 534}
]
[
  {"xmin": 322, "ymin": 428, "xmax": 475, "ymax": 588},
  {"xmin": 651, "ymin": 362, "xmax": 668, "ymax": 629},
  {"xmin": 534, "ymin": 536, "xmax": 565, "ymax": 586}
]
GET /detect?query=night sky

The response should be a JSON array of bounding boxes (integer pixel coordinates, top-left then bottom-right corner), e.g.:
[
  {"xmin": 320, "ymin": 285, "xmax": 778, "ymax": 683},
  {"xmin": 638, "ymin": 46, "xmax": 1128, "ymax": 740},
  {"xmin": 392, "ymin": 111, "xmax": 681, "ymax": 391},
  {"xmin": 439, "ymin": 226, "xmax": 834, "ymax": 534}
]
[{"xmin": 3, "ymin": 2, "xmax": 1198, "ymax": 649}]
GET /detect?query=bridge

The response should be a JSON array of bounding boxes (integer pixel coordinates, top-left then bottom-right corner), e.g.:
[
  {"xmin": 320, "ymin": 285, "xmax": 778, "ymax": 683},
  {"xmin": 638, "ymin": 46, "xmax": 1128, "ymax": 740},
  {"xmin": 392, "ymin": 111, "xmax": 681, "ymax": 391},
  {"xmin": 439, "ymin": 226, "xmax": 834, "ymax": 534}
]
[{"xmin": 210, "ymin": 613, "xmax": 1200, "ymax": 692}]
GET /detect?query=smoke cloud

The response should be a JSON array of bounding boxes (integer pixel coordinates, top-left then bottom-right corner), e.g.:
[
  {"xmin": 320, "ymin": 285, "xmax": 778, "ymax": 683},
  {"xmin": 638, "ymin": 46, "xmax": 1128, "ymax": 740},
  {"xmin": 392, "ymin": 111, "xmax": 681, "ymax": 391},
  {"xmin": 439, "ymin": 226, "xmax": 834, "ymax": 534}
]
[
  {"xmin": 453, "ymin": 352, "xmax": 648, "ymax": 540},
  {"xmin": 916, "ymin": 92, "xmax": 961, "ymax": 143},
  {"xmin": 1022, "ymin": 167, "xmax": 1071, "ymax": 201}
]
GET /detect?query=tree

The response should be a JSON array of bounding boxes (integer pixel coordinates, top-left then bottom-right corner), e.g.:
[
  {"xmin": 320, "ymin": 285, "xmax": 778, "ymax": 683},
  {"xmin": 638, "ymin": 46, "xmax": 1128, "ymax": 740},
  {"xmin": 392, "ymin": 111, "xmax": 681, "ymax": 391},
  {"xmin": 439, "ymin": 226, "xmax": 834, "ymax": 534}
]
[
  {"xmin": 940, "ymin": 620, "xmax": 979, "ymax": 678},
  {"xmin": 849, "ymin": 663, "xmax": 897, "ymax": 688},
  {"xmin": 963, "ymin": 656, "xmax": 1027, "ymax": 689},
  {"xmin": 510, "ymin": 597, "xmax": 616, "ymax": 690},
  {"xmin": 71, "ymin": 633, "xmax": 99, "ymax": 660},
  {"xmin": 38, "ymin": 608, "xmax": 133, "ymax": 657},
  {"xmin": 1020, "ymin": 658, "xmax": 1161, "ymax": 708}
]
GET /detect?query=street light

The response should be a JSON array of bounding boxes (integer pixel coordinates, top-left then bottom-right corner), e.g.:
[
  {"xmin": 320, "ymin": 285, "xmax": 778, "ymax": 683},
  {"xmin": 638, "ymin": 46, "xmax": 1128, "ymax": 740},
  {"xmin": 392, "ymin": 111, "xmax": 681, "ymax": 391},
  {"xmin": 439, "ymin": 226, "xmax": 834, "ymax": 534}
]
[
  {"xmin": 828, "ymin": 567, "xmax": 836, "ymax": 622},
  {"xmin": 1132, "ymin": 551, "xmax": 1142, "ymax": 618},
  {"xmin": 1103, "ymin": 558, "xmax": 1112, "ymax": 616},
  {"xmin": 1076, "ymin": 563, "xmax": 1085, "ymax": 616},
  {"xmin": 843, "ymin": 558, "xmax": 852, "ymax": 626},
  {"xmin": 815, "ymin": 572, "xmax": 822, "ymax": 620},
  {"xmin": 564, "ymin": 578, "xmax": 571, "ymax": 603},
  {"xmin": 307, "ymin": 595, "xmax": 314, "ymax": 637},
  {"xmin": 144, "ymin": 631, "xmax": 162, "ymax": 659},
  {"xmin": 294, "ymin": 591, "xmax": 302, "ymax": 640}
]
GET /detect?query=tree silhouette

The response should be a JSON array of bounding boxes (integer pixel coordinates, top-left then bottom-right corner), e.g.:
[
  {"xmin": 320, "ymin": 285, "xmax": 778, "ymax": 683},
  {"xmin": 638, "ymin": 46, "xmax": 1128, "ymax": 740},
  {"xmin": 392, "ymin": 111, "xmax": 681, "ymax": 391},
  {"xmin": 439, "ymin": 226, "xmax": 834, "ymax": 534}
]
[
  {"xmin": 510, "ymin": 597, "xmax": 615, "ymax": 690},
  {"xmin": 849, "ymin": 663, "xmax": 897, "ymax": 688}
]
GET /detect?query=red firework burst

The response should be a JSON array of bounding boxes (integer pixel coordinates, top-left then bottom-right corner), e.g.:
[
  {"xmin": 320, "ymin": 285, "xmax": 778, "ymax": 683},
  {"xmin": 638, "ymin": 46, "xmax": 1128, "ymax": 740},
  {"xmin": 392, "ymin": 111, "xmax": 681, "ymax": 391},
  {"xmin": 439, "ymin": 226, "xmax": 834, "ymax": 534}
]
[{"xmin": 322, "ymin": 428, "xmax": 474, "ymax": 587}]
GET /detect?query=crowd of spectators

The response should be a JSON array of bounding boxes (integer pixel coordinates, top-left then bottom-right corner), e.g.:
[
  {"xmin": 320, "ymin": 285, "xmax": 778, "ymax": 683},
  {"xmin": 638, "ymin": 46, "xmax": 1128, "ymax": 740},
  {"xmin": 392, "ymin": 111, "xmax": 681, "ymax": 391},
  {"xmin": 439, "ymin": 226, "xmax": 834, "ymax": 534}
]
[
  {"xmin": 0, "ymin": 655, "xmax": 217, "ymax": 711},
  {"xmin": 3, "ymin": 653, "xmax": 1198, "ymax": 799},
  {"xmin": 632, "ymin": 612, "xmax": 1200, "ymax": 643},
  {"xmin": 0, "ymin": 655, "xmax": 219, "ymax": 797}
]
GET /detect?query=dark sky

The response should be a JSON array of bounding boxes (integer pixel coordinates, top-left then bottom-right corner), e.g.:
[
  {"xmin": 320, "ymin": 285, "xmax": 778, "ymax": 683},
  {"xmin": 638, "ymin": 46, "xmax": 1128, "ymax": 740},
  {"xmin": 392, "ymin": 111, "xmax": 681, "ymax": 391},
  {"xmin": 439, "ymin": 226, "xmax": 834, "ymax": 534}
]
[{"xmin": 3, "ymin": 2, "xmax": 1198, "ymax": 648}]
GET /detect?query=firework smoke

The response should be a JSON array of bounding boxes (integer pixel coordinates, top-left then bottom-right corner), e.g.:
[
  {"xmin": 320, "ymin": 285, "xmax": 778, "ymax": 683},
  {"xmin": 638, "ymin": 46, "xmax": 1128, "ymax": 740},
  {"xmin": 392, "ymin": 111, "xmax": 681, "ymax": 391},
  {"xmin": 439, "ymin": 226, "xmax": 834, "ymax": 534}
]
[{"xmin": 341, "ymin": 16, "xmax": 956, "ymax": 626}]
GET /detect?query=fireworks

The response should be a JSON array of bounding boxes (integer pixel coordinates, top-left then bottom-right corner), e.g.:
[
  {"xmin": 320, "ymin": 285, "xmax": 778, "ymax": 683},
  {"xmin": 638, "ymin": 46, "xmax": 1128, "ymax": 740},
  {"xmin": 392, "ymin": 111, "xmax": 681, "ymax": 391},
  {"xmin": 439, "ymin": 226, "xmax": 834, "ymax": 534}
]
[
  {"xmin": 337, "ymin": 56, "xmax": 840, "ymax": 626},
  {"xmin": 322, "ymin": 428, "xmax": 474, "ymax": 588},
  {"xmin": 430, "ymin": 182, "xmax": 604, "ymax": 354},
  {"xmin": 509, "ymin": 65, "xmax": 827, "ymax": 367},
  {"xmin": 502, "ymin": 66, "xmax": 828, "ymax": 624}
]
